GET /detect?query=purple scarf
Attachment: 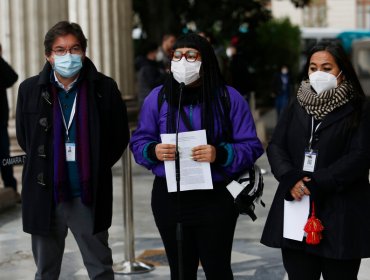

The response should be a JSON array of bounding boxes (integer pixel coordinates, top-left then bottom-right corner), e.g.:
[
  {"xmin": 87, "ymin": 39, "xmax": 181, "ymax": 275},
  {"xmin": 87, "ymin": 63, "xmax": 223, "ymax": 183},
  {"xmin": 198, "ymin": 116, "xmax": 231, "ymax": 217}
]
[{"xmin": 52, "ymin": 81, "xmax": 92, "ymax": 205}]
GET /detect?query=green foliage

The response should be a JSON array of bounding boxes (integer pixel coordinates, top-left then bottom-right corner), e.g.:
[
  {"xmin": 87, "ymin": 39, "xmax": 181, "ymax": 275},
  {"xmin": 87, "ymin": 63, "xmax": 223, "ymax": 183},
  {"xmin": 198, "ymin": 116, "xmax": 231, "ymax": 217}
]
[
  {"xmin": 186, "ymin": 0, "xmax": 271, "ymax": 44},
  {"xmin": 132, "ymin": 0, "xmax": 272, "ymax": 44},
  {"xmin": 132, "ymin": 0, "xmax": 310, "ymax": 44},
  {"xmin": 132, "ymin": 1, "xmax": 303, "ymax": 106},
  {"xmin": 132, "ymin": 0, "xmax": 187, "ymax": 42},
  {"xmin": 255, "ymin": 18, "xmax": 301, "ymax": 75},
  {"xmin": 252, "ymin": 18, "xmax": 301, "ymax": 105}
]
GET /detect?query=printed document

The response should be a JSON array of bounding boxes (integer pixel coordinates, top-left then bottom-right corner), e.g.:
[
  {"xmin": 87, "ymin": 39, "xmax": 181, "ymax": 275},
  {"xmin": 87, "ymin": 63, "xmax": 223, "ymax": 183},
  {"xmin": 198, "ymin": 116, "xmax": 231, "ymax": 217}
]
[
  {"xmin": 283, "ymin": 195, "xmax": 310, "ymax": 241},
  {"xmin": 160, "ymin": 130, "xmax": 213, "ymax": 192}
]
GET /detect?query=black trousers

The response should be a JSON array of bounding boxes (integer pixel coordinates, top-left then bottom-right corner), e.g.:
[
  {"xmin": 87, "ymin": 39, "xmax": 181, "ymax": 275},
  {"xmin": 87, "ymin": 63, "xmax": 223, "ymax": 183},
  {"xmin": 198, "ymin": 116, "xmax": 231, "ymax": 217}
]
[
  {"xmin": 152, "ymin": 177, "xmax": 239, "ymax": 280},
  {"xmin": 282, "ymin": 248, "xmax": 361, "ymax": 280}
]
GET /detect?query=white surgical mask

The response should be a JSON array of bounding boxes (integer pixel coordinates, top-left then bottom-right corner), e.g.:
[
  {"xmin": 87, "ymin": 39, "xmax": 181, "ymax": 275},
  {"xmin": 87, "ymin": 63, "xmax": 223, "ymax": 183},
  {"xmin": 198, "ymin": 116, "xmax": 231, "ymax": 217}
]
[
  {"xmin": 53, "ymin": 54, "xmax": 83, "ymax": 78},
  {"xmin": 226, "ymin": 47, "xmax": 234, "ymax": 58},
  {"xmin": 171, "ymin": 58, "xmax": 201, "ymax": 85},
  {"xmin": 281, "ymin": 67, "xmax": 288, "ymax": 74},
  {"xmin": 309, "ymin": 71, "xmax": 342, "ymax": 94},
  {"xmin": 156, "ymin": 50, "xmax": 164, "ymax": 62}
]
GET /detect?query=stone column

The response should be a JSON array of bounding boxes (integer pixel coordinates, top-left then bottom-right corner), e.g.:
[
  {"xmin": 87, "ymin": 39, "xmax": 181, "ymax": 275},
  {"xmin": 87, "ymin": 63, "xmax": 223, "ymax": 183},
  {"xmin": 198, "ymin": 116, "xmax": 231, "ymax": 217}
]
[
  {"xmin": 115, "ymin": 0, "xmax": 135, "ymax": 99},
  {"xmin": 0, "ymin": 0, "xmax": 24, "ymax": 118},
  {"xmin": 0, "ymin": 0, "xmax": 69, "ymax": 118},
  {"xmin": 69, "ymin": 0, "xmax": 135, "ymax": 99},
  {"xmin": 1, "ymin": 0, "xmax": 135, "ymax": 117}
]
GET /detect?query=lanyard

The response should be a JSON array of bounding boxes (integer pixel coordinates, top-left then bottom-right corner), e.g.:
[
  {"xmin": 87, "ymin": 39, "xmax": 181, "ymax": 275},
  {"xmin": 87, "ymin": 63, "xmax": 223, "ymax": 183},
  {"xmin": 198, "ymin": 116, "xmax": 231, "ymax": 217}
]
[
  {"xmin": 308, "ymin": 117, "xmax": 321, "ymax": 150},
  {"xmin": 58, "ymin": 94, "xmax": 77, "ymax": 142}
]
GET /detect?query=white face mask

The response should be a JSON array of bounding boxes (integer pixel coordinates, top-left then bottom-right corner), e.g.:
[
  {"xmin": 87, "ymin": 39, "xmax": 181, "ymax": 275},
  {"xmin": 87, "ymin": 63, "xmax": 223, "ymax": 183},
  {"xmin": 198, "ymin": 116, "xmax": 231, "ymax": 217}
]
[
  {"xmin": 309, "ymin": 71, "xmax": 342, "ymax": 94},
  {"xmin": 171, "ymin": 58, "xmax": 202, "ymax": 85},
  {"xmin": 281, "ymin": 67, "xmax": 288, "ymax": 74},
  {"xmin": 226, "ymin": 47, "xmax": 235, "ymax": 58},
  {"xmin": 156, "ymin": 50, "xmax": 163, "ymax": 62}
]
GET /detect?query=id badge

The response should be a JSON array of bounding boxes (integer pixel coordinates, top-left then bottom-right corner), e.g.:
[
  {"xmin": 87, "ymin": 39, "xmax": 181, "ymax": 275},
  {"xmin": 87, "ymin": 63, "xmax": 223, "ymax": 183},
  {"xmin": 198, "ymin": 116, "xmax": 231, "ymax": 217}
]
[
  {"xmin": 303, "ymin": 149, "xmax": 318, "ymax": 172},
  {"xmin": 65, "ymin": 143, "xmax": 76, "ymax": 162}
]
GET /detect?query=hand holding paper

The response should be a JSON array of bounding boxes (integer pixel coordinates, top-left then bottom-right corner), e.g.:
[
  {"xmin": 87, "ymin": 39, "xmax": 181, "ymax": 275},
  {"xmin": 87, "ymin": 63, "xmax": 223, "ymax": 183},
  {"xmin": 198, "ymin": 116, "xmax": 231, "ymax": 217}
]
[
  {"xmin": 283, "ymin": 195, "xmax": 310, "ymax": 241},
  {"xmin": 160, "ymin": 130, "xmax": 213, "ymax": 192}
]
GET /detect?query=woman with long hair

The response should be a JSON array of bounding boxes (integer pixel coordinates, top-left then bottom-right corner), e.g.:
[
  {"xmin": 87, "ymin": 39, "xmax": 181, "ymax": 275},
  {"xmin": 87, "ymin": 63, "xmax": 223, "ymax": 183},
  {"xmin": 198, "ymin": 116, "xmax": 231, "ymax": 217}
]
[
  {"xmin": 130, "ymin": 33, "xmax": 263, "ymax": 279},
  {"xmin": 261, "ymin": 41, "xmax": 370, "ymax": 279}
]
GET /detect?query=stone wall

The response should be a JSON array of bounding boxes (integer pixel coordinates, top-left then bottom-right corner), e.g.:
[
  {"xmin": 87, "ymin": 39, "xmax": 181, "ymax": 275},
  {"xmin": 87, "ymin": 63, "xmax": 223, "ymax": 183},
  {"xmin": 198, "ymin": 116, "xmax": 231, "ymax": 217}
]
[{"xmin": 0, "ymin": 0, "xmax": 135, "ymax": 119}]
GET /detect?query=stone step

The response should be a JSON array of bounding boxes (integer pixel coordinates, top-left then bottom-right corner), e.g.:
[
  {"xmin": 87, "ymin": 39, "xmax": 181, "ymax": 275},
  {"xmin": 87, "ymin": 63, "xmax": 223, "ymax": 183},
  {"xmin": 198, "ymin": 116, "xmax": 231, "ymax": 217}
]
[{"xmin": 0, "ymin": 188, "xmax": 19, "ymax": 213}]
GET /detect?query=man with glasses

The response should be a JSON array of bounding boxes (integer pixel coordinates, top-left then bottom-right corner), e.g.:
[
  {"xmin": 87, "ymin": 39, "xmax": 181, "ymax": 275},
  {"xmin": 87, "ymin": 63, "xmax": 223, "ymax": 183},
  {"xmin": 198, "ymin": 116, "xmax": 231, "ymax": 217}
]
[{"xmin": 16, "ymin": 21, "xmax": 129, "ymax": 279}]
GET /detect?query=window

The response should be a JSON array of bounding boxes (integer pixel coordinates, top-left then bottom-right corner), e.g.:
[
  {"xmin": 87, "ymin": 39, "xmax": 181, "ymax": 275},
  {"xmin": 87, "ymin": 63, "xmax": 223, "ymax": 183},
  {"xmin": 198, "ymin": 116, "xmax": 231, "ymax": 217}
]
[{"xmin": 357, "ymin": 0, "xmax": 370, "ymax": 29}]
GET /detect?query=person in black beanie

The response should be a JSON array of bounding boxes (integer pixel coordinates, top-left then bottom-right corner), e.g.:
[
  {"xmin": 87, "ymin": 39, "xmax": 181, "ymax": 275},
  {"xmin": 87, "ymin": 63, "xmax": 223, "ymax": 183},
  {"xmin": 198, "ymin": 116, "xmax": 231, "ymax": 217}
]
[{"xmin": 131, "ymin": 33, "xmax": 263, "ymax": 279}]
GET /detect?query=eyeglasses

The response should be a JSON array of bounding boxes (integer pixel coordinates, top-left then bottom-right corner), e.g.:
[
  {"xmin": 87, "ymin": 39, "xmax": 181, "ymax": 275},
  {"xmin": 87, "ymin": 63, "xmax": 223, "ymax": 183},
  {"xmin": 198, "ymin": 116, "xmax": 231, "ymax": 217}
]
[
  {"xmin": 171, "ymin": 50, "xmax": 200, "ymax": 62},
  {"xmin": 52, "ymin": 45, "xmax": 83, "ymax": 56}
]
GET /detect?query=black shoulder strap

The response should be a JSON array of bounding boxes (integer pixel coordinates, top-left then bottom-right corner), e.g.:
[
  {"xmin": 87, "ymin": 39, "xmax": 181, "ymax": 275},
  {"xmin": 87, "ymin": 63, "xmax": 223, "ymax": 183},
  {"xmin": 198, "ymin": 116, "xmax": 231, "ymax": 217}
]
[
  {"xmin": 158, "ymin": 90, "xmax": 165, "ymax": 112},
  {"xmin": 220, "ymin": 87, "xmax": 233, "ymax": 142},
  {"xmin": 221, "ymin": 87, "xmax": 231, "ymax": 116}
]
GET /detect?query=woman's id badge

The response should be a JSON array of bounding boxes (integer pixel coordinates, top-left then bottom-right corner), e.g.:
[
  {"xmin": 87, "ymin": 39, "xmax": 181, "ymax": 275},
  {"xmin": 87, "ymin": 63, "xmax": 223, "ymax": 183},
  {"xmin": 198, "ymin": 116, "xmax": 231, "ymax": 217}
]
[
  {"xmin": 303, "ymin": 149, "xmax": 317, "ymax": 172},
  {"xmin": 65, "ymin": 143, "xmax": 76, "ymax": 162}
]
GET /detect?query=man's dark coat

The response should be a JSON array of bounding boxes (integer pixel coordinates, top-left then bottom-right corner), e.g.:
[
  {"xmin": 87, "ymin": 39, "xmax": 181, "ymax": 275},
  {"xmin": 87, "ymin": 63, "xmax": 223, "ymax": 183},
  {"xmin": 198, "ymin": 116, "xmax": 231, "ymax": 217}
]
[{"xmin": 16, "ymin": 58, "xmax": 129, "ymax": 235}]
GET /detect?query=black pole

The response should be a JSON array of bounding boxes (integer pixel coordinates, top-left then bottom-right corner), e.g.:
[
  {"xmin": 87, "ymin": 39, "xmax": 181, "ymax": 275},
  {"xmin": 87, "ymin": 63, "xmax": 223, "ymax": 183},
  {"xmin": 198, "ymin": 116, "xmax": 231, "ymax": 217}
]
[{"xmin": 175, "ymin": 82, "xmax": 185, "ymax": 280}]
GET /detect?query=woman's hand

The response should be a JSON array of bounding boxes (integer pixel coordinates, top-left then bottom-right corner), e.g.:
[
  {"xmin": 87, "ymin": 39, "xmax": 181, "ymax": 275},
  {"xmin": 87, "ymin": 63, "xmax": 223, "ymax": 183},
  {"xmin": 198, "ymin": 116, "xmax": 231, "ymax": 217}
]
[
  {"xmin": 192, "ymin": 145, "xmax": 216, "ymax": 163},
  {"xmin": 155, "ymin": 144, "xmax": 176, "ymax": 161},
  {"xmin": 290, "ymin": 177, "xmax": 311, "ymax": 201}
]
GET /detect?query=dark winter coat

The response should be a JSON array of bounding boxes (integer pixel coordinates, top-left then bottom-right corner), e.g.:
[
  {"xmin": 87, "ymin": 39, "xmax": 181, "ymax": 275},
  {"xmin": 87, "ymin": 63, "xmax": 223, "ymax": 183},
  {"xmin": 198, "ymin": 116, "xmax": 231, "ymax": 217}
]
[
  {"xmin": 16, "ymin": 58, "xmax": 129, "ymax": 235},
  {"xmin": 0, "ymin": 56, "xmax": 18, "ymax": 123},
  {"xmin": 261, "ymin": 97, "xmax": 370, "ymax": 260},
  {"xmin": 136, "ymin": 58, "xmax": 165, "ymax": 107}
]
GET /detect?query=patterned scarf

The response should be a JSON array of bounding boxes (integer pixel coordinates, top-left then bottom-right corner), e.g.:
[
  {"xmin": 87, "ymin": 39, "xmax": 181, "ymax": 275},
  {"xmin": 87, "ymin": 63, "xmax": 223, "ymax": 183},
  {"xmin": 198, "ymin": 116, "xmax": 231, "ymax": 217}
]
[
  {"xmin": 52, "ymin": 80, "xmax": 92, "ymax": 205},
  {"xmin": 297, "ymin": 80, "xmax": 354, "ymax": 120}
]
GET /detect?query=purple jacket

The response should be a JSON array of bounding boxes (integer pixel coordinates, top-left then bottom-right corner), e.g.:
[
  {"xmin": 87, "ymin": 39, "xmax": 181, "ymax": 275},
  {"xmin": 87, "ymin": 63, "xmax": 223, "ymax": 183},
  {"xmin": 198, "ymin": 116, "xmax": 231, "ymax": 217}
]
[{"xmin": 130, "ymin": 85, "xmax": 264, "ymax": 182}]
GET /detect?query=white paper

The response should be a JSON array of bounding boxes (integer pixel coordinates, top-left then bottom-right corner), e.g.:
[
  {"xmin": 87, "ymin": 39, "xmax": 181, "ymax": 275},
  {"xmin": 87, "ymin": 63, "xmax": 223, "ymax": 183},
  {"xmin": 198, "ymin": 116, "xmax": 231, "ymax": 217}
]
[
  {"xmin": 226, "ymin": 180, "xmax": 244, "ymax": 199},
  {"xmin": 160, "ymin": 130, "xmax": 213, "ymax": 192},
  {"xmin": 283, "ymin": 195, "xmax": 310, "ymax": 241}
]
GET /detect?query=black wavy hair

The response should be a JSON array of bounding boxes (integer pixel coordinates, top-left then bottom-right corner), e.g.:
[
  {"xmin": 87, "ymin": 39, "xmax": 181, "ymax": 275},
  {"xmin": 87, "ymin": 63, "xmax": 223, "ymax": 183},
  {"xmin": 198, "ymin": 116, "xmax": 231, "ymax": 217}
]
[
  {"xmin": 304, "ymin": 41, "xmax": 365, "ymax": 129},
  {"xmin": 303, "ymin": 41, "xmax": 365, "ymax": 98},
  {"xmin": 44, "ymin": 21, "xmax": 88, "ymax": 56},
  {"xmin": 161, "ymin": 33, "xmax": 232, "ymax": 143}
]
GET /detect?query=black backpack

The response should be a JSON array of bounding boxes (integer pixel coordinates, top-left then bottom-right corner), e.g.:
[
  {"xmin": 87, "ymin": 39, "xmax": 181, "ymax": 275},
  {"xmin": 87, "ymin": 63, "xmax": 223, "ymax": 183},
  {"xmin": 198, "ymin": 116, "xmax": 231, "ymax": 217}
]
[{"xmin": 233, "ymin": 165, "xmax": 265, "ymax": 221}]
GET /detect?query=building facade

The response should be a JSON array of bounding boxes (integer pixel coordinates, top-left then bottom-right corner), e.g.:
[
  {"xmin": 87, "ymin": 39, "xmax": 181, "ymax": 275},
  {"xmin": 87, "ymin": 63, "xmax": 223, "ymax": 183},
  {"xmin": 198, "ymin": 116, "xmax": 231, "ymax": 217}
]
[
  {"xmin": 0, "ymin": 0, "xmax": 134, "ymax": 118},
  {"xmin": 271, "ymin": 0, "xmax": 370, "ymax": 29}
]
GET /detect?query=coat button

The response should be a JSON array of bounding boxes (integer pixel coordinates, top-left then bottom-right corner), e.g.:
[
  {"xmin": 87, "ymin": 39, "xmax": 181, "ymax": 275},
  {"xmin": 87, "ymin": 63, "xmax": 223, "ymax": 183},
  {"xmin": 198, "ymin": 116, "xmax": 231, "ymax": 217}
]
[
  {"xmin": 39, "ymin": 118, "xmax": 49, "ymax": 132},
  {"xmin": 38, "ymin": 145, "xmax": 46, "ymax": 158}
]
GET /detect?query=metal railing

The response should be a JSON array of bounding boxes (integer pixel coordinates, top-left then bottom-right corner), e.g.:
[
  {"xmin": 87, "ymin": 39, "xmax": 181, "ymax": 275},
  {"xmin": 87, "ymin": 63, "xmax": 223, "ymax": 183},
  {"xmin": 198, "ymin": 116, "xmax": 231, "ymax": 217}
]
[{"xmin": 114, "ymin": 134, "xmax": 154, "ymax": 274}]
